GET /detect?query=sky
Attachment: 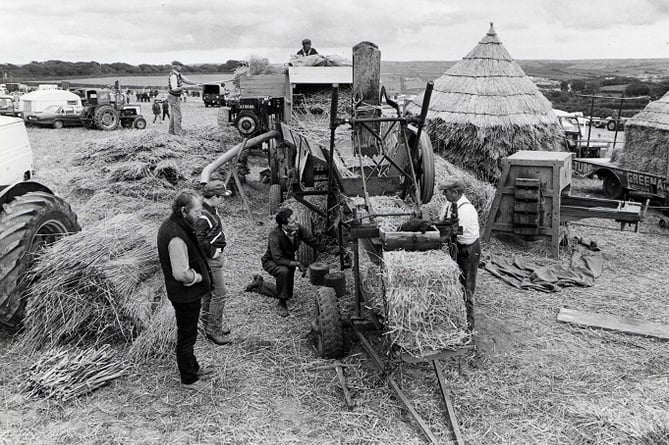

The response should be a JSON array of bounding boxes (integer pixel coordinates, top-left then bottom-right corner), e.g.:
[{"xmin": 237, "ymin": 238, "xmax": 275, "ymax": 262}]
[{"xmin": 2, "ymin": 0, "xmax": 669, "ymax": 65}]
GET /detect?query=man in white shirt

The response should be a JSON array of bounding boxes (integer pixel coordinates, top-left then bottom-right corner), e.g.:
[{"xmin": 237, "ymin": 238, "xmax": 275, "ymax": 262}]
[
  {"xmin": 438, "ymin": 178, "xmax": 481, "ymax": 331},
  {"xmin": 167, "ymin": 61, "xmax": 200, "ymax": 135}
]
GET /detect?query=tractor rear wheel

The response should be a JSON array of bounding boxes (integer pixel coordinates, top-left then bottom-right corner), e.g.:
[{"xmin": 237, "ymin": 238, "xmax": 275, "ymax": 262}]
[
  {"xmin": 94, "ymin": 105, "xmax": 120, "ymax": 131},
  {"xmin": 294, "ymin": 208, "xmax": 315, "ymax": 267},
  {"xmin": 0, "ymin": 192, "xmax": 80, "ymax": 328},
  {"xmin": 269, "ymin": 183, "xmax": 282, "ymax": 215},
  {"xmin": 313, "ymin": 287, "xmax": 344, "ymax": 359},
  {"xmin": 416, "ymin": 131, "xmax": 435, "ymax": 203}
]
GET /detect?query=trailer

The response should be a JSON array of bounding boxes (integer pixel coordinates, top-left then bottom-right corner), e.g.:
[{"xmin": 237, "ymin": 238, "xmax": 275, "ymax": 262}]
[{"xmin": 202, "ymin": 42, "xmax": 469, "ymax": 444}]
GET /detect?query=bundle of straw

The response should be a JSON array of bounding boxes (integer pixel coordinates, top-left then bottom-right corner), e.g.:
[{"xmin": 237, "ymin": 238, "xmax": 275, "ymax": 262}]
[
  {"xmin": 22, "ymin": 344, "xmax": 128, "ymax": 401},
  {"xmin": 126, "ymin": 298, "xmax": 175, "ymax": 363},
  {"xmin": 16, "ymin": 215, "xmax": 160, "ymax": 354},
  {"xmin": 381, "ymin": 249, "xmax": 470, "ymax": 356},
  {"xmin": 350, "ymin": 195, "xmax": 412, "ymax": 232}
]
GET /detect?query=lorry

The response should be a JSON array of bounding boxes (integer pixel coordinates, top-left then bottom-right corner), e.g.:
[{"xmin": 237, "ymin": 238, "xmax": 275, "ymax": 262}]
[
  {"xmin": 554, "ymin": 109, "xmax": 609, "ymax": 158},
  {"xmin": 0, "ymin": 116, "xmax": 80, "ymax": 328},
  {"xmin": 202, "ymin": 82, "xmax": 229, "ymax": 107}
]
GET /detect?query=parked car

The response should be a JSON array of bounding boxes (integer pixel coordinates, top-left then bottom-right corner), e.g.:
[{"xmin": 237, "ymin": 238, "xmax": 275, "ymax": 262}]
[{"xmin": 24, "ymin": 105, "xmax": 83, "ymax": 128}]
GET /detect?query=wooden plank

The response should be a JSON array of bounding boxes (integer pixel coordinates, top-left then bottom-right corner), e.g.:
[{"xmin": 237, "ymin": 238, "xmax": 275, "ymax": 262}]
[{"xmin": 557, "ymin": 308, "xmax": 669, "ymax": 340}]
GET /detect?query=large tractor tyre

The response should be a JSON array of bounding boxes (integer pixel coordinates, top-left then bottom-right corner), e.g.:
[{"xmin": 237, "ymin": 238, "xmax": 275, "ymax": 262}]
[
  {"xmin": 94, "ymin": 105, "xmax": 120, "ymax": 131},
  {"xmin": 602, "ymin": 174, "xmax": 624, "ymax": 200},
  {"xmin": 313, "ymin": 287, "xmax": 344, "ymax": 359},
  {"xmin": 607, "ymin": 120, "xmax": 617, "ymax": 131},
  {"xmin": 0, "ymin": 192, "xmax": 80, "ymax": 328},
  {"xmin": 295, "ymin": 208, "xmax": 316, "ymax": 267},
  {"xmin": 269, "ymin": 184, "xmax": 282, "ymax": 215},
  {"xmin": 416, "ymin": 131, "xmax": 435, "ymax": 204},
  {"xmin": 234, "ymin": 110, "xmax": 260, "ymax": 138},
  {"xmin": 52, "ymin": 120, "xmax": 64, "ymax": 129},
  {"xmin": 133, "ymin": 117, "xmax": 147, "ymax": 130}
]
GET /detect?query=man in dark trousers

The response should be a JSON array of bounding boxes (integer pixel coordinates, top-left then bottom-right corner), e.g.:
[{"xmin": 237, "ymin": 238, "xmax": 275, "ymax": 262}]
[
  {"xmin": 296, "ymin": 38, "xmax": 318, "ymax": 57},
  {"xmin": 195, "ymin": 180, "xmax": 232, "ymax": 345},
  {"xmin": 162, "ymin": 99, "xmax": 170, "ymax": 121},
  {"xmin": 438, "ymin": 178, "xmax": 480, "ymax": 331},
  {"xmin": 157, "ymin": 190, "xmax": 213, "ymax": 391},
  {"xmin": 152, "ymin": 100, "xmax": 161, "ymax": 123},
  {"xmin": 246, "ymin": 207, "xmax": 318, "ymax": 317}
]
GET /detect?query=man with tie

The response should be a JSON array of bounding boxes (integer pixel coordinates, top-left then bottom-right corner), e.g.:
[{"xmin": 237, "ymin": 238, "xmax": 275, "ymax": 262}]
[{"xmin": 438, "ymin": 178, "xmax": 480, "ymax": 331}]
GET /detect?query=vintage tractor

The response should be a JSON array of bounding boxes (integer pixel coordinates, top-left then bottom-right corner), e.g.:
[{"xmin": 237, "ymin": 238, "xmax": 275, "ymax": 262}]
[
  {"xmin": 0, "ymin": 116, "xmax": 80, "ymax": 328},
  {"xmin": 78, "ymin": 82, "xmax": 147, "ymax": 131}
]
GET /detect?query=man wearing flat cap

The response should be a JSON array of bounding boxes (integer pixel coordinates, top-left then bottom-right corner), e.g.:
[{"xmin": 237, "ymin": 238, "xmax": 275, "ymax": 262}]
[
  {"xmin": 195, "ymin": 180, "xmax": 233, "ymax": 345},
  {"xmin": 167, "ymin": 60, "xmax": 201, "ymax": 135},
  {"xmin": 296, "ymin": 39, "xmax": 318, "ymax": 57},
  {"xmin": 438, "ymin": 177, "xmax": 480, "ymax": 331}
]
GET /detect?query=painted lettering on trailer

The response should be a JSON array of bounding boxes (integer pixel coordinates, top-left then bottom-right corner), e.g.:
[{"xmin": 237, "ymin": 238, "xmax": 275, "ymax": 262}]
[{"xmin": 626, "ymin": 172, "xmax": 666, "ymax": 194}]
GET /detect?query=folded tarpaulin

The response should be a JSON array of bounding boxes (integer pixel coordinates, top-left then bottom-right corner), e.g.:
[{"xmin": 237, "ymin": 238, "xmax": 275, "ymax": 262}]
[{"xmin": 484, "ymin": 245, "xmax": 604, "ymax": 293}]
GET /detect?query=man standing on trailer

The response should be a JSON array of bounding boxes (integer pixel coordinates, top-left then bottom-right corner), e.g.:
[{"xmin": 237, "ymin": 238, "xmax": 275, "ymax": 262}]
[
  {"xmin": 438, "ymin": 178, "xmax": 480, "ymax": 331},
  {"xmin": 296, "ymin": 38, "xmax": 318, "ymax": 57}
]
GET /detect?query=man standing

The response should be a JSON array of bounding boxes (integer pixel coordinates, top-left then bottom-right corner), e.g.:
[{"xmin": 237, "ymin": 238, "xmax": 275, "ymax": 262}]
[
  {"xmin": 195, "ymin": 180, "xmax": 232, "ymax": 345},
  {"xmin": 247, "ymin": 208, "xmax": 318, "ymax": 317},
  {"xmin": 152, "ymin": 100, "xmax": 161, "ymax": 123},
  {"xmin": 296, "ymin": 39, "xmax": 318, "ymax": 57},
  {"xmin": 167, "ymin": 61, "xmax": 200, "ymax": 135},
  {"xmin": 157, "ymin": 190, "xmax": 213, "ymax": 390},
  {"xmin": 438, "ymin": 178, "xmax": 480, "ymax": 331}
]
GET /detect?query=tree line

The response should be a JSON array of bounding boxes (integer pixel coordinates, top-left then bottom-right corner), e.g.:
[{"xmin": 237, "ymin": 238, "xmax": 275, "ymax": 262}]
[{"xmin": 1, "ymin": 60, "xmax": 244, "ymax": 80}]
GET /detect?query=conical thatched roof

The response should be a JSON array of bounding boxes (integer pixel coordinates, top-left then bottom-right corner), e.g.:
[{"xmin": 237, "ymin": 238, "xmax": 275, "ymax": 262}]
[
  {"xmin": 617, "ymin": 91, "xmax": 669, "ymax": 175},
  {"xmin": 409, "ymin": 23, "xmax": 565, "ymax": 183}
]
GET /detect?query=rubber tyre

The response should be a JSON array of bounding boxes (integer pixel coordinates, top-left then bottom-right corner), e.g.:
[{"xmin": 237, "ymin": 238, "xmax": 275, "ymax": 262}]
[
  {"xmin": 52, "ymin": 120, "xmax": 64, "ymax": 129},
  {"xmin": 133, "ymin": 117, "xmax": 147, "ymax": 129},
  {"xmin": 94, "ymin": 105, "xmax": 120, "ymax": 131},
  {"xmin": 294, "ymin": 208, "xmax": 315, "ymax": 267},
  {"xmin": 602, "ymin": 174, "xmax": 624, "ymax": 200},
  {"xmin": 269, "ymin": 184, "xmax": 282, "ymax": 215},
  {"xmin": 314, "ymin": 287, "xmax": 344, "ymax": 359},
  {"xmin": 607, "ymin": 120, "xmax": 617, "ymax": 131},
  {"xmin": 234, "ymin": 110, "xmax": 260, "ymax": 137},
  {"xmin": 0, "ymin": 192, "xmax": 80, "ymax": 328}
]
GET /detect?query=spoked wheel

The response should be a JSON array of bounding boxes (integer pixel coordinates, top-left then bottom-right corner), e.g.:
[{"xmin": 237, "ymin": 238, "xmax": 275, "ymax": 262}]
[
  {"xmin": 0, "ymin": 192, "xmax": 80, "ymax": 327},
  {"xmin": 269, "ymin": 183, "xmax": 282, "ymax": 215},
  {"xmin": 415, "ymin": 131, "xmax": 435, "ymax": 204},
  {"xmin": 312, "ymin": 287, "xmax": 344, "ymax": 359},
  {"xmin": 294, "ymin": 207, "xmax": 315, "ymax": 267}
]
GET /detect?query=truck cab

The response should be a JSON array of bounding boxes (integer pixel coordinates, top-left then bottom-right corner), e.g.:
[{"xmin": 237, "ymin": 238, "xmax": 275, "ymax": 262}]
[{"xmin": 202, "ymin": 83, "xmax": 229, "ymax": 107}]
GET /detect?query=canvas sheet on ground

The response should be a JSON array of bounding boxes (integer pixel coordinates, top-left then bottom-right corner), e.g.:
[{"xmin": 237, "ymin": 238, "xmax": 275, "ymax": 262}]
[{"xmin": 484, "ymin": 246, "xmax": 604, "ymax": 293}]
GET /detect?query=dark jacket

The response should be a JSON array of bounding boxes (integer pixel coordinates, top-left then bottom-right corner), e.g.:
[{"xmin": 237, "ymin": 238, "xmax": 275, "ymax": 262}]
[
  {"xmin": 152, "ymin": 102, "xmax": 161, "ymax": 114},
  {"xmin": 195, "ymin": 202, "xmax": 227, "ymax": 259},
  {"xmin": 297, "ymin": 47, "xmax": 318, "ymax": 56},
  {"xmin": 157, "ymin": 214, "xmax": 213, "ymax": 303},
  {"xmin": 261, "ymin": 224, "xmax": 318, "ymax": 267}
]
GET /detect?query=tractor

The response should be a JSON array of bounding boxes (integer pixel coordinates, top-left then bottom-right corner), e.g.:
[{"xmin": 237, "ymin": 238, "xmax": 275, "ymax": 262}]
[
  {"xmin": 0, "ymin": 116, "xmax": 80, "ymax": 328},
  {"xmin": 78, "ymin": 82, "xmax": 147, "ymax": 131}
]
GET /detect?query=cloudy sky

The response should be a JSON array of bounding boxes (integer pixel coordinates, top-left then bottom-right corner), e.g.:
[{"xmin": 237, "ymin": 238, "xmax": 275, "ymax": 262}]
[{"xmin": 3, "ymin": 0, "xmax": 669, "ymax": 65}]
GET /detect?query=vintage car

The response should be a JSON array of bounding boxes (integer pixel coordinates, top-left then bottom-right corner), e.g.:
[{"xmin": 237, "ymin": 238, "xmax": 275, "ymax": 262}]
[{"xmin": 24, "ymin": 104, "xmax": 83, "ymax": 128}]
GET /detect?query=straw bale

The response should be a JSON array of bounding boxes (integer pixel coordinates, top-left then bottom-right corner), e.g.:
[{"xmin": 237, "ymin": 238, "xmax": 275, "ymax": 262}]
[
  {"xmin": 109, "ymin": 161, "xmax": 151, "ymax": 181},
  {"xmin": 381, "ymin": 249, "xmax": 470, "ymax": 355},
  {"xmin": 126, "ymin": 298, "xmax": 175, "ymax": 362},
  {"xmin": 14, "ymin": 215, "xmax": 160, "ymax": 354}
]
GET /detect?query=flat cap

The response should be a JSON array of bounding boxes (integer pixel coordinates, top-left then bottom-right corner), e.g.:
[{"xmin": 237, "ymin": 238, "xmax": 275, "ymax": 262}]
[
  {"xmin": 171, "ymin": 60, "xmax": 184, "ymax": 66},
  {"xmin": 437, "ymin": 177, "xmax": 465, "ymax": 191},
  {"xmin": 202, "ymin": 180, "xmax": 231, "ymax": 197}
]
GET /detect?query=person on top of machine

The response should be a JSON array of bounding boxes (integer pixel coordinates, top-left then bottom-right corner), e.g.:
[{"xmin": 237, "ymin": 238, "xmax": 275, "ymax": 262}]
[{"xmin": 296, "ymin": 38, "xmax": 318, "ymax": 57}]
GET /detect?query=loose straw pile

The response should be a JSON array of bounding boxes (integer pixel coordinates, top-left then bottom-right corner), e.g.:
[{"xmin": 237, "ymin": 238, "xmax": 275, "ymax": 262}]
[
  {"xmin": 382, "ymin": 249, "xmax": 471, "ymax": 356},
  {"xmin": 22, "ymin": 344, "xmax": 128, "ymax": 401}
]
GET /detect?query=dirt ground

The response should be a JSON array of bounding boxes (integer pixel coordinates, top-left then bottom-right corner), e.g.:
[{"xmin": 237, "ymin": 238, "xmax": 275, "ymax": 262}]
[{"xmin": 1, "ymin": 102, "xmax": 668, "ymax": 445}]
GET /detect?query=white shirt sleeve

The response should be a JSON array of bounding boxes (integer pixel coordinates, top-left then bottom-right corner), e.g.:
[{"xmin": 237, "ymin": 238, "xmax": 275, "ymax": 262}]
[
  {"xmin": 167, "ymin": 237, "xmax": 202, "ymax": 286},
  {"xmin": 457, "ymin": 197, "xmax": 480, "ymax": 245}
]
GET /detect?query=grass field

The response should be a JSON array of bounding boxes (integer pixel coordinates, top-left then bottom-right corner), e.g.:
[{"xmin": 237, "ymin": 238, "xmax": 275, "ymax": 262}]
[{"xmin": 1, "ymin": 103, "xmax": 668, "ymax": 445}]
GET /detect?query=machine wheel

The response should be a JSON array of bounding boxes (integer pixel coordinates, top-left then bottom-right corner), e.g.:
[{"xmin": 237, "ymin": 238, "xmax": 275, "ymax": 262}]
[
  {"xmin": 295, "ymin": 208, "xmax": 315, "ymax": 267},
  {"xmin": 417, "ymin": 132, "xmax": 435, "ymax": 203},
  {"xmin": 234, "ymin": 110, "xmax": 260, "ymax": 137},
  {"xmin": 52, "ymin": 120, "xmax": 64, "ymax": 129},
  {"xmin": 607, "ymin": 120, "xmax": 617, "ymax": 131},
  {"xmin": 94, "ymin": 105, "xmax": 120, "ymax": 131},
  {"xmin": 269, "ymin": 183, "xmax": 282, "ymax": 215},
  {"xmin": 133, "ymin": 117, "xmax": 147, "ymax": 129},
  {"xmin": 602, "ymin": 174, "xmax": 624, "ymax": 200},
  {"xmin": 0, "ymin": 192, "xmax": 80, "ymax": 328},
  {"xmin": 313, "ymin": 287, "xmax": 344, "ymax": 359}
]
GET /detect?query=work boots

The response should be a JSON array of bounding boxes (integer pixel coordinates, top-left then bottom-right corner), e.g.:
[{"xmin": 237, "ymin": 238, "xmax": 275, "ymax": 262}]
[
  {"xmin": 245, "ymin": 274, "xmax": 264, "ymax": 292},
  {"xmin": 277, "ymin": 300, "xmax": 289, "ymax": 317}
]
